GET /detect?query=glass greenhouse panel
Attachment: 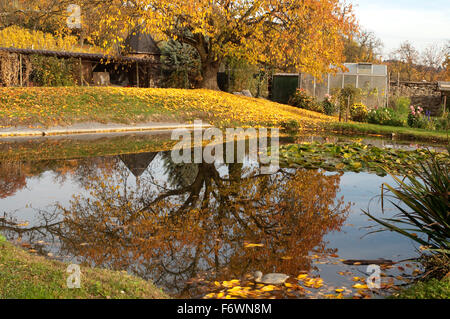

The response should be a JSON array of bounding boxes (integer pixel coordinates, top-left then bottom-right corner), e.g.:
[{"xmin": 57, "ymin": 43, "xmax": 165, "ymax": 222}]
[
  {"xmin": 344, "ymin": 75, "xmax": 357, "ymax": 87},
  {"xmin": 357, "ymin": 64, "xmax": 372, "ymax": 74},
  {"xmin": 372, "ymin": 64, "xmax": 387, "ymax": 76},
  {"xmin": 315, "ymin": 75, "xmax": 328, "ymax": 100}
]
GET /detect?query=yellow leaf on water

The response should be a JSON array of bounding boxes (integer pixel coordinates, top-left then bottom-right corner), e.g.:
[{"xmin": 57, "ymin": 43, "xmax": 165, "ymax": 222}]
[
  {"xmin": 260, "ymin": 285, "xmax": 276, "ymax": 292},
  {"xmin": 297, "ymin": 274, "xmax": 308, "ymax": 280},
  {"xmin": 352, "ymin": 283, "xmax": 368, "ymax": 289}
]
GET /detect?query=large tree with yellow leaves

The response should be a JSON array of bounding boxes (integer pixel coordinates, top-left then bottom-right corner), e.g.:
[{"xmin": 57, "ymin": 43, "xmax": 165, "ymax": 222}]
[{"xmin": 84, "ymin": 0, "xmax": 358, "ymax": 89}]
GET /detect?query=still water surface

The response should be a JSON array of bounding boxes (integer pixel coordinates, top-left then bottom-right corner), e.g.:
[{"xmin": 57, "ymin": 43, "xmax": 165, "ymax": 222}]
[{"xmin": 0, "ymin": 134, "xmax": 428, "ymax": 298}]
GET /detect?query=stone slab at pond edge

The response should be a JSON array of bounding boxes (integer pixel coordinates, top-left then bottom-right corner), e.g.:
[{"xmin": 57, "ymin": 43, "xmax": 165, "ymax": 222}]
[{"xmin": 0, "ymin": 121, "xmax": 212, "ymax": 138}]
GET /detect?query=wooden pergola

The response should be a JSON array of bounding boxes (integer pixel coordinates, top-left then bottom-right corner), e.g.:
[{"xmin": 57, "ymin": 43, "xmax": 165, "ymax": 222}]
[{"xmin": 0, "ymin": 46, "xmax": 161, "ymax": 87}]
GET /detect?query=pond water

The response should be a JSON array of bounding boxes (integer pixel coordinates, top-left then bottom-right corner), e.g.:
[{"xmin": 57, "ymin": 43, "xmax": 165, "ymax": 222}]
[{"xmin": 0, "ymin": 133, "xmax": 433, "ymax": 299}]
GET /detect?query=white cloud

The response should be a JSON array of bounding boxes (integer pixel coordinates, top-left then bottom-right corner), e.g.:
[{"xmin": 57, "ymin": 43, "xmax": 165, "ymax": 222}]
[{"xmin": 351, "ymin": 1, "xmax": 450, "ymax": 57}]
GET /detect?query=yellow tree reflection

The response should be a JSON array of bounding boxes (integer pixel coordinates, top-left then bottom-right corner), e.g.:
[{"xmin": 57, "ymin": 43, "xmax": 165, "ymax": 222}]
[{"xmin": 56, "ymin": 153, "xmax": 350, "ymax": 296}]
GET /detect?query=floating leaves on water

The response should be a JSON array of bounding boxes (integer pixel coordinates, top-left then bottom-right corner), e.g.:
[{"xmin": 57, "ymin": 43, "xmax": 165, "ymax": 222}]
[
  {"xmin": 278, "ymin": 142, "xmax": 449, "ymax": 174},
  {"xmin": 303, "ymin": 277, "xmax": 324, "ymax": 289}
]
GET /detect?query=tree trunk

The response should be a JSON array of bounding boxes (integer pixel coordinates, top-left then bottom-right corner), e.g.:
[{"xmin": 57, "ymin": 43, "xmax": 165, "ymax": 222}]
[{"xmin": 200, "ymin": 62, "xmax": 220, "ymax": 90}]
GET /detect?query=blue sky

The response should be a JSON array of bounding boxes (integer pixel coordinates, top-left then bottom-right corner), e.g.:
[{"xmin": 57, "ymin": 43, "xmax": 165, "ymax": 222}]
[{"xmin": 350, "ymin": 0, "xmax": 449, "ymax": 57}]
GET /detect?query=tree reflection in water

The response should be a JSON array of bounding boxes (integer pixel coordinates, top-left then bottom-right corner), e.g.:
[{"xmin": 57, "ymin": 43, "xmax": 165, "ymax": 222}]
[{"xmin": 0, "ymin": 149, "xmax": 351, "ymax": 297}]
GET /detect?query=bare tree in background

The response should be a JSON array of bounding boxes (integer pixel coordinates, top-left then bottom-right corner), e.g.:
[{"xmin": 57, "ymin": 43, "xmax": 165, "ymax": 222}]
[
  {"xmin": 389, "ymin": 41, "xmax": 419, "ymax": 81},
  {"xmin": 421, "ymin": 43, "xmax": 446, "ymax": 81}
]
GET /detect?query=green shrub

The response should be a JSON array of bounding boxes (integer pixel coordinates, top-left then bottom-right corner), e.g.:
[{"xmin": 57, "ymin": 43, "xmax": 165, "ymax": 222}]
[
  {"xmin": 322, "ymin": 94, "xmax": 336, "ymax": 115},
  {"xmin": 160, "ymin": 40, "xmax": 201, "ymax": 89},
  {"xmin": 394, "ymin": 96, "xmax": 411, "ymax": 114},
  {"xmin": 288, "ymin": 89, "xmax": 323, "ymax": 113},
  {"xmin": 350, "ymin": 102, "xmax": 368, "ymax": 122},
  {"xmin": 30, "ymin": 55, "xmax": 77, "ymax": 86},
  {"xmin": 368, "ymin": 107, "xmax": 391, "ymax": 125},
  {"xmin": 368, "ymin": 107, "xmax": 406, "ymax": 127},
  {"xmin": 435, "ymin": 112, "xmax": 450, "ymax": 132}
]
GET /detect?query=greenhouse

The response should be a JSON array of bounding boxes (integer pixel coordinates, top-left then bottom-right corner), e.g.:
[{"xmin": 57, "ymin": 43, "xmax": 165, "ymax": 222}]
[{"xmin": 272, "ymin": 63, "xmax": 389, "ymax": 107}]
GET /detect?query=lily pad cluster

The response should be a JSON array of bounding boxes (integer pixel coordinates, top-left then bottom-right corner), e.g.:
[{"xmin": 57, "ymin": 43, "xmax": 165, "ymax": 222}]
[{"xmin": 277, "ymin": 142, "xmax": 449, "ymax": 175}]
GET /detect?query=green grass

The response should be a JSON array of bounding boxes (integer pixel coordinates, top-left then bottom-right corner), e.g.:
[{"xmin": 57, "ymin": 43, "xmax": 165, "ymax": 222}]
[
  {"xmin": 330, "ymin": 121, "xmax": 449, "ymax": 144},
  {"xmin": 391, "ymin": 279, "xmax": 450, "ymax": 299},
  {"xmin": 0, "ymin": 239, "xmax": 168, "ymax": 299}
]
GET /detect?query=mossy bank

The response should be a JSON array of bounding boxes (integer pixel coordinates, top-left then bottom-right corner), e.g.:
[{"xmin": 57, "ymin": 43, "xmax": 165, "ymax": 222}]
[{"xmin": 0, "ymin": 235, "xmax": 168, "ymax": 299}]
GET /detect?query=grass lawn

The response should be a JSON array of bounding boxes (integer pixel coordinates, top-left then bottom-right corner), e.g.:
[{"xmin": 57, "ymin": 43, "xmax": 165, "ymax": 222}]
[
  {"xmin": 0, "ymin": 235, "xmax": 168, "ymax": 299},
  {"xmin": 391, "ymin": 279, "xmax": 450, "ymax": 299}
]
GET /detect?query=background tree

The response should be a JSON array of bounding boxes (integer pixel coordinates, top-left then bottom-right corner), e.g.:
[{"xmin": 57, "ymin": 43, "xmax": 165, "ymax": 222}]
[
  {"xmin": 83, "ymin": 0, "xmax": 358, "ymax": 90},
  {"xmin": 0, "ymin": 0, "xmax": 72, "ymax": 33},
  {"xmin": 344, "ymin": 29, "xmax": 383, "ymax": 63},
  {"xmin": 421, "ymin": 44, "xmax": 446, "ymax": 82},
  {"xmin": 386, "ymin": 41, "xmax": 449, "ymax": 82}
]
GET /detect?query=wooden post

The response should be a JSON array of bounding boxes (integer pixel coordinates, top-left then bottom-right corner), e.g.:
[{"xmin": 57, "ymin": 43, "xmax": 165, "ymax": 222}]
[
  {"xmin": 386, "ymin": 71, "xmax": 390, "ymax": 108},
  {"xmin": 79, "ymin": 58, "xmax": 83, "ymax": 86},
  {"xmin": 346, "ymin": 96, "xmax": 350, "ymax": 122},
  {"xmin": 443, "ymin": 95, "xmax": 447, "ymax": 114},
  {"xmin": 19, "ymin": 54, "xmax": 23, "ymax": 87},
  {"xmin": 136, "ymin": 62, "xmax": 139, "ymax": 88}
]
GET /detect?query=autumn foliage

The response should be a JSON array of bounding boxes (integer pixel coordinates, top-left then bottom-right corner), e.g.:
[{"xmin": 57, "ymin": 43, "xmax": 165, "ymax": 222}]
[
  {"xmin": 0, "ymin": 87, "xmax": 333, "ymax": 128},
  {"xmin": 83, "ymin": 0, "xmax": 358, "ymax": 89}
]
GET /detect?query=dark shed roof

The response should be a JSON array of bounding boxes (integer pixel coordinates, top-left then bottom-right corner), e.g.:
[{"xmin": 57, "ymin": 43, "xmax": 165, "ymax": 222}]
[
  {"xmin": 119, "ymin": 152, "xmax": 157, "ymax": 177},
  {"xmin": 124, "ymin": 28, "xmax": 161, "ymax": 55}
]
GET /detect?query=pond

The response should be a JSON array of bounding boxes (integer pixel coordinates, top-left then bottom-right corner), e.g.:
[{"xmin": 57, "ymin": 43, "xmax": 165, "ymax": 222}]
[{"xmin": 0, "ymin": 132, "xmax": 438, "ymax": 299}]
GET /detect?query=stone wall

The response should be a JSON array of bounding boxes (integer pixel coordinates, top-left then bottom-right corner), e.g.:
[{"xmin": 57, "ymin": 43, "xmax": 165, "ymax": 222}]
[{"xmin": 389, "ymin": 81, "xmax": 443, "ymax": 116}]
